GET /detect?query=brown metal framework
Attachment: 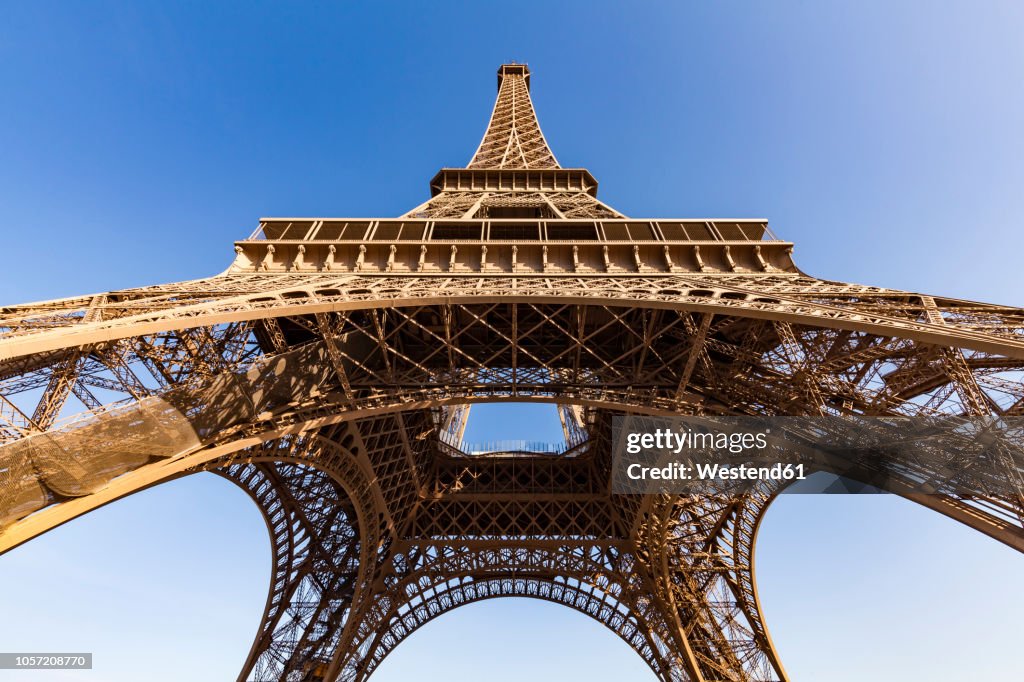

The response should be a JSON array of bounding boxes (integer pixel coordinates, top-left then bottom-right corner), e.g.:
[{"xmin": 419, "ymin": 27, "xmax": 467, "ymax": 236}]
[{"xmin": 1, "ymin": 63, "xmax": 1023, "ymax": 682}]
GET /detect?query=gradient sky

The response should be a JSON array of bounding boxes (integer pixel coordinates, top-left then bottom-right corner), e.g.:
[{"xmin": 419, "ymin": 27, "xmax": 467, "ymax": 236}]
[{"xmin": 1, "ymin": 2, "xmax": 1023, "ymax": 681}]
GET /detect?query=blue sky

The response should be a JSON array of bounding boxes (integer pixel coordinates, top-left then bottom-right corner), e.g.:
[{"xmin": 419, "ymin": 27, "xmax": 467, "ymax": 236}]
[{"xmin": 1, "ymin": 2, "xmax": 1023, "ymax": 680}]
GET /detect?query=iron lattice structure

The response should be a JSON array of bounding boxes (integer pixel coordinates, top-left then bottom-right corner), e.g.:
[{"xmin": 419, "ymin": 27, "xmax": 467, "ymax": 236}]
[{"xmin": 1, "ymin": 63, "xmax": 1023, "ymax": 681}]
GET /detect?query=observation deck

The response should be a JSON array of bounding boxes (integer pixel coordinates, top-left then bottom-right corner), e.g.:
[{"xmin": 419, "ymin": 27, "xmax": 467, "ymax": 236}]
[{"xmin": 232, "ymin": 217, "xmax": 795, "ymax": 275}]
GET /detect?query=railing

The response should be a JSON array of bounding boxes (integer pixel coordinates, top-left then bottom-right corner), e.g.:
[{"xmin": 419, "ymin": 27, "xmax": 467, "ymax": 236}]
[
  {"xmin": 461, "ymin": 439, "xmax": 565, "ymax": 454},
  {"xmin": 438, "ymin": 430, "xmax": 566, "ymax": 455},
  {"xmin": 436, "ymin": 432, "xmax": 595, "ymax": 459},
  {"xmin": 247, "ymin": 218, "xmax": 779, "ymax": 243}
]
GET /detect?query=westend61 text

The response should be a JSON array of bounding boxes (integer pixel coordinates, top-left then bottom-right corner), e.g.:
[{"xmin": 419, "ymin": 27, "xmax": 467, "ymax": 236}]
[{"xmin": 626, "ymin": 462, "xmax": 807, "ymax": 482}]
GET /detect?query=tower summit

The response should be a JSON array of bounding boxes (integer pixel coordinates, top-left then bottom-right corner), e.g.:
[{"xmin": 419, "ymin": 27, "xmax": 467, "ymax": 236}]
[
  {"xmin": 413, "ymin": 62, "xmax": 621, "ymax": 222},
  {"xmin": 1, "ymin": 65, "xmax": 1023, "ymax": 682},
  {"xmin": 468, "ymin": 63, "xmax": 560, "ymax": 169}
]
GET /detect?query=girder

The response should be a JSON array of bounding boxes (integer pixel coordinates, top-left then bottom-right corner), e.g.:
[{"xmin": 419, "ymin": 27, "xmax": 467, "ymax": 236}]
[{"xmin": 3, "ymin": 275, "xmax": 1022, "ymax": 362}]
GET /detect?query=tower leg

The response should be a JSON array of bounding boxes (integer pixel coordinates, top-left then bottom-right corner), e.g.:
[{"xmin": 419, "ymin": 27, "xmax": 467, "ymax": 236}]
[
  {"xmin": 633, "ymin": 489, "xmax": 788, "ymax": 682},
  {"xmin": 213, "ymin": 434, "xmax": 389, "ymax": 682}
]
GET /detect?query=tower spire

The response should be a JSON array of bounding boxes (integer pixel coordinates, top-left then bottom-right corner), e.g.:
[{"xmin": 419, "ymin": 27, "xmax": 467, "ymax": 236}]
[{"xmin": 467, "ymin": 64, "xmax": 560, "ymax": 169}]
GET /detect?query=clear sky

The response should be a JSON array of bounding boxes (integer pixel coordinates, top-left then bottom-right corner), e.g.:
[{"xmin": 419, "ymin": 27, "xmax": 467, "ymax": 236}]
[{"xmin": 1, "ymin": 2, "xmax": 1022, "ymax": 681}]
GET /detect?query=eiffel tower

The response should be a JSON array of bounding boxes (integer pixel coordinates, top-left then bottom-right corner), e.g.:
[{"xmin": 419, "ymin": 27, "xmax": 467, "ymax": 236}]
[{"xmin": 1, "ymin": 63, "xmax": 1023, "ymax": 682}]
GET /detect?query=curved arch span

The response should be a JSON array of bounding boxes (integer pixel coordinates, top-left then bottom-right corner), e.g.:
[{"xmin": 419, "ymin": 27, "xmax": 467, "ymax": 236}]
[
  {"xmin": 3, "ymin": 392, "xmax": 1022, "ymax": 561},
  {"xmin": 363, "ymin": 588, "xmax": 669, "ymax": 680},
  {"xmin": 3, "ymin": 281, "xmax": 1023, "ymax": 361}
]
